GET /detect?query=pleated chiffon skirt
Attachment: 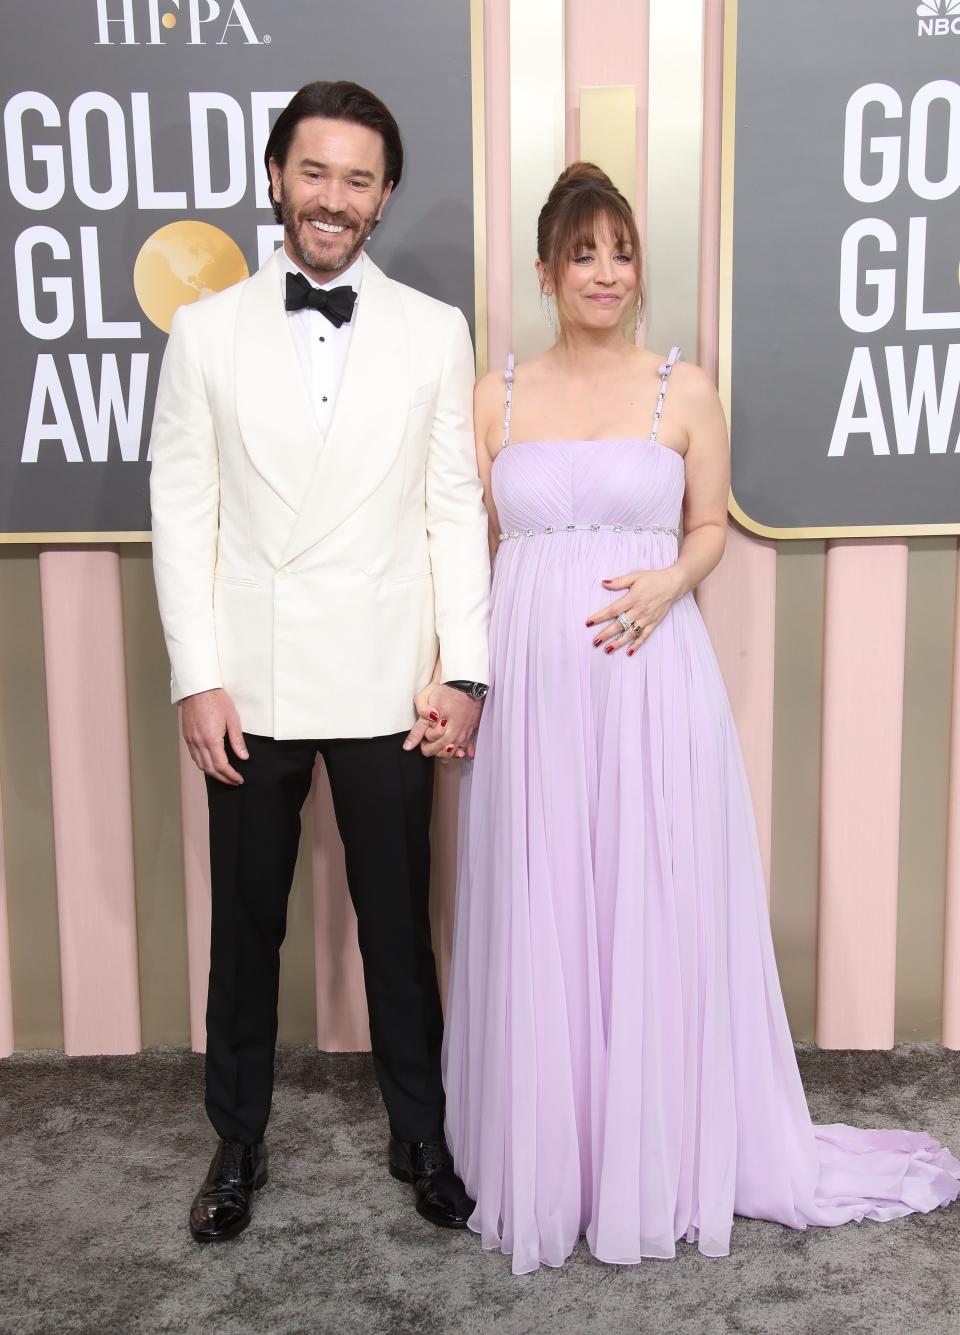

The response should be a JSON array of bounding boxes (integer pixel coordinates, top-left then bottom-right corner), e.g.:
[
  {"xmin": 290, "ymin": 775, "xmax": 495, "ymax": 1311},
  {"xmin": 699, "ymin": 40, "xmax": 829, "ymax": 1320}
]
[{"xmin": 442, "ymin": 438, "xmax": 960, "ymax": 1275}]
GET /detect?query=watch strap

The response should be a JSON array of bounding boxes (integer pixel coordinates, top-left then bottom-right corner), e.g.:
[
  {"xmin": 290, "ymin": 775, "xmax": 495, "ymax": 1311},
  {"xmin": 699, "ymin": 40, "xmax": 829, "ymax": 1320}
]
[{"xmin": 444, "ymin": 679, "xmax": 488, "ymax": 699}]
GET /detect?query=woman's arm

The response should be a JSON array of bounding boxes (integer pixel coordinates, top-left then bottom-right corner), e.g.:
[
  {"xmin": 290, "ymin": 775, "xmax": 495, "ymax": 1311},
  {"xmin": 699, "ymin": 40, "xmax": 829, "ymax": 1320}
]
[{"xmin": 672, "ymin": 362, "xmax": 730, "ymax": 595}]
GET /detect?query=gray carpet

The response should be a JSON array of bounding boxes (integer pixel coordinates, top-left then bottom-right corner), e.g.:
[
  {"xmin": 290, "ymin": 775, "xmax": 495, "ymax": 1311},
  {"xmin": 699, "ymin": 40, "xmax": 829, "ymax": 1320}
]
[{"xmin": 1, "ymin": 1046, "xmax": 959, "ymax": 1335}]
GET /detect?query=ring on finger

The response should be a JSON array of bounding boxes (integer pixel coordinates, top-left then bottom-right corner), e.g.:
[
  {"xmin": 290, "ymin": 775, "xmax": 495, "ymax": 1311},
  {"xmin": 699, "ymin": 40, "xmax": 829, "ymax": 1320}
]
[
  {"xmin": 631, "ymin": 620, "xmax": 644, "ymax": 636},
  {"xmin": 617, "ymin": 612, "xmax": 632, "ymax": 632}
]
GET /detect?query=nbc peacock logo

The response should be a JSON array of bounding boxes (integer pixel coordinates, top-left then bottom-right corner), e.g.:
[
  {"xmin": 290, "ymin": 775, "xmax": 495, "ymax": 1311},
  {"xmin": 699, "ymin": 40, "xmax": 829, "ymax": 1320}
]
[{"xmin": 916, "ymin": 0, "xmax": 960, "ymax": 35}]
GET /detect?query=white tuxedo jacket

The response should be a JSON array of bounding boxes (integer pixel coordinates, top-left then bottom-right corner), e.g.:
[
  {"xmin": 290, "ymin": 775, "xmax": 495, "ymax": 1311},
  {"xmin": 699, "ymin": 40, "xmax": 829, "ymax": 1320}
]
[{"xmin": 149, "ymin": 249, "xmax": 490, "ymax": 739}]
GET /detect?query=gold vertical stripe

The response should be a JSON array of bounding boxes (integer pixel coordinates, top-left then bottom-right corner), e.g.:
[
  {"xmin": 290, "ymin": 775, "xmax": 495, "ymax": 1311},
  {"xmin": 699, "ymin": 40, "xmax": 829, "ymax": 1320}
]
[
  {"xmin": 277, "ymin": 788, "xmax": 319, "ymax": 1044},
  {"xmin": 0, "ymin": 550, "xmax": 63, "ymax": 1048},
  {"xmin": 769, "ymin": 542, "xmax": 826, "ymax": 1041},
  {"xmin": 120, "ymin": 546, "xmax": 190, "ymax": 1047},
  {"xmin": 717, "ymin": 0, "xmax": 737, "ymax": 444},
  {"xmin": 471, "ymin": 0, "xmax": 488, "ymax": 377},
  {"xmin": 646, "ymin": 0, "xmax": 705, "ymax": 360},
  {"xmin": 895, "ymin": 539, "xmax": 958, "ymax": 1040},
  {"xmin": 509, "ymin": 0, "xmax": 565, "ymax": 360},
  {"xmin": 579, "ymin": 86, "xmax": 637, "ymax": 209}
]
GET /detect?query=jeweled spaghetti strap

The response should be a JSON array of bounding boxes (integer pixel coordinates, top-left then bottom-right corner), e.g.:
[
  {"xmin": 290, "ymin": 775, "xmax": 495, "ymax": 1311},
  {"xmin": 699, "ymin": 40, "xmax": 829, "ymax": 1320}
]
[
  {"xmin": 502, "ymin": 353, "xmax": 515, "ymax": 451},
  {"xmin": 650, "ymin": 345, "xmax": 682, "ymax": 443}
]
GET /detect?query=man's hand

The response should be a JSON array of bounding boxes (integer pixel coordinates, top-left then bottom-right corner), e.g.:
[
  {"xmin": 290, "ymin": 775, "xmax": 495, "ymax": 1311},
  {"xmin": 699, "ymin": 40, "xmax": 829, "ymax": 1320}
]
[
  {"xmin": 419, "ymin": 683, "xmax": 482, "ymax": 760},
  {"xmin": 402, "ymin": 679, "xmax": 482, "ymax": 760},
  {"xmin": 403, "ymin": 681, "xmax": 441, "ymax": 752},
  {"xmin": 181, "ymin": 688, "xmax": 248, "ymax": 785}
]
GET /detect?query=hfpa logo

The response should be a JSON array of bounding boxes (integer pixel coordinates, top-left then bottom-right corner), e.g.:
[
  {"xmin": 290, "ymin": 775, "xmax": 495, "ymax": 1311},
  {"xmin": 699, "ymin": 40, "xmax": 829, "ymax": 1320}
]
[
  {"xmin": 95, "ymin": 0, "xmax": 269, "ymax": 46},
  {"xmin": 917, "ymin": 1, "xmax": 960, "ymax": 35}
]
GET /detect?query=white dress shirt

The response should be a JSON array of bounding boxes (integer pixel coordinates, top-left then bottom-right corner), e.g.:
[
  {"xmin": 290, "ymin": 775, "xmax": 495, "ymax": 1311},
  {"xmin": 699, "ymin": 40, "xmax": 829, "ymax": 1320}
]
[{"xmin": 279, "ymin": 248, "xmax": 364, "ymax": 438}]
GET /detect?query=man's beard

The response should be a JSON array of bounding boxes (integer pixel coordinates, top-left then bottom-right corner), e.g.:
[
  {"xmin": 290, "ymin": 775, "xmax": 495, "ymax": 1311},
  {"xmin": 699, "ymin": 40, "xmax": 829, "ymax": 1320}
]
[{"xmin": 281, "ymin": 198, "xmax": 378, "ymax": 276}]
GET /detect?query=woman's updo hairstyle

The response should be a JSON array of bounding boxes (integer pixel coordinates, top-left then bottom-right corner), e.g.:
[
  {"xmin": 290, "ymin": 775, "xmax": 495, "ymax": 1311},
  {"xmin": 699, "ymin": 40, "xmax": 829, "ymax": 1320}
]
[{"xmin": 537, "ymin": 161, "xmax": 645, "ymax": 327}]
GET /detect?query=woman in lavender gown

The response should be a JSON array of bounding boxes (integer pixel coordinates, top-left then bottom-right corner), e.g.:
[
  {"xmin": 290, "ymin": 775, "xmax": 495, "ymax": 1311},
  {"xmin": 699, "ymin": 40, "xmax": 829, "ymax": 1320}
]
[{"xmin": 439, "ymin": 163, "xmax": 960, "ymax": 1275}]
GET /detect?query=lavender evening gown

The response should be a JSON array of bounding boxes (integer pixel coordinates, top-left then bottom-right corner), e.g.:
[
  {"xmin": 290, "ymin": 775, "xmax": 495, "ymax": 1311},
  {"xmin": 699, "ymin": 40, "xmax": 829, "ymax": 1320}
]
[{"xmin": 441, "ymin": 347, "xmax": 960, "ymax": 1275}]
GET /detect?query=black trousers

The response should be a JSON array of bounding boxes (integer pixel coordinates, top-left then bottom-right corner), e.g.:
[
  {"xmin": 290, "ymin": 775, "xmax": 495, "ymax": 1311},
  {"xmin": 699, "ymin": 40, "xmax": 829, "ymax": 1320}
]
[{"xmin": 204, "ymin": 731, "xmax": 443, "ymax": 1146}]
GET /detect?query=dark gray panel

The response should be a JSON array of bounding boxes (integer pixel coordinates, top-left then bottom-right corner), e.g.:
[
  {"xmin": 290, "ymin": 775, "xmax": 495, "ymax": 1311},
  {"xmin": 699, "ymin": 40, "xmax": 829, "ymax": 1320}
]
[
  {"xmin": 731, "ymin": 0, "xmax": 959, "ymax": 530},
  {"xmin": 0, "ymin": 0, "xmax": 475, "ymax": 536}
]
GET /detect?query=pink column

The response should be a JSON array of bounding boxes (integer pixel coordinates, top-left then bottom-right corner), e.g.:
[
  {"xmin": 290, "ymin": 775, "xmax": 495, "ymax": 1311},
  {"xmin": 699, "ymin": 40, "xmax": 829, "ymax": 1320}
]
[
  {"xmin": 565, "ymin": 0, "xmax": 649, "ymax": 177},
  {"xmin": 39, "ymin": 549, "xmax": 141, "ymax": 1055},
  {"xmin": 942, "ymin": 543, "xmax": 960, "ymax": 1050},
  {"xmin": 484, "ymin": 0, "xmax": 512, "ymax": 374},
  {"xmin": 0, "ymin": 790, "xmax": 13, "ymax": 1057},
  {"xmin": 312, "ymin": 761, "xmax": 369, "ymax": 1050},
  {"xmin": 696, "ymin": 0, "xmax": 777, "ymax": 896},
  {"xmin": 816, "ymin": 541, "xmax": 909, "ymax": 1049},
  {"xmin": 179, "ymin": 734, "xmax": 211, "ymax": 1052}
]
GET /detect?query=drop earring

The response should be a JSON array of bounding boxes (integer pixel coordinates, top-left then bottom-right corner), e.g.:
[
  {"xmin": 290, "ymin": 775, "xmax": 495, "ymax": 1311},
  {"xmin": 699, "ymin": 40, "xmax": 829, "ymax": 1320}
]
[
  {"xmin": 634, "ymin": 301, "xmax": 643, "ymax": 346},
  {"xmin": 541, "ymin": 292, "xmax": 556, "ymax": 331}
]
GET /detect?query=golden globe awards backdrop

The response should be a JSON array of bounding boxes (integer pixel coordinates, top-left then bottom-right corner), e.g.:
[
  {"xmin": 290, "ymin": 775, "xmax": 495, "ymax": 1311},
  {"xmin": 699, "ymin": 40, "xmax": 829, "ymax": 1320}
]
[
  {"xmin": 0, "ymin": 0, "xmax": 478, "ymax": 540},
  {"xmin": 723, "ymin": 0, "xmax": 960, "ymax": 536}
]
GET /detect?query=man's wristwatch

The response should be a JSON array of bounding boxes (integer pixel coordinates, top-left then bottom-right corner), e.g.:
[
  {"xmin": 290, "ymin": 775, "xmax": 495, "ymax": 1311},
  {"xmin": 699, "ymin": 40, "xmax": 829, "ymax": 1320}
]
[{"xmin": 444, "ymin": 679, "xmax": 489, "ymax": 701}]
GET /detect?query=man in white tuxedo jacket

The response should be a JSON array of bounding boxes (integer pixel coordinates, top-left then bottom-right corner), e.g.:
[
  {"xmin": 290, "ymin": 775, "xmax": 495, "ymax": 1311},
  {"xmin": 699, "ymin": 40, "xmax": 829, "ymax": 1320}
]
[{"xmin": 150, "ymin": 81, "xmax": 490, "ymax": 1243}]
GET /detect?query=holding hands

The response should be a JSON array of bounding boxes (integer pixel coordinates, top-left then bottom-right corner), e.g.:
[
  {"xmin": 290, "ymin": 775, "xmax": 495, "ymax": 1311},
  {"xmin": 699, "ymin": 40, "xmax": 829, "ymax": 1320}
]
[
  {"xmin": 403, "ymin": 677, "xmax": 483, "ymax": 760},
  {"xmin": 586, "ymin": 565, "xmax": 684, "ymax": 656}
]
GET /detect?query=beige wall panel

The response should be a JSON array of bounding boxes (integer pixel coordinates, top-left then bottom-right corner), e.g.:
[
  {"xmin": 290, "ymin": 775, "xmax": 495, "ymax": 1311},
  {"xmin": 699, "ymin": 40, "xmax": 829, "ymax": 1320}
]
[
  {"xmin": 646, "ymin": 0, "xmax": 704, "ymax": 360},
  {"xmin": 895, "ymin": 539, "xmax": 958, "ymax": 1040},
  {"xmin": 120, "ymin": 546, "xmax": 190, "ymax": 1048},
  {"xmin": 277, "ymin": 789, "xmax": 319, "ymax": 1045},
  {"xmin": 579, "ymin": 86, "xmax": 637, "ymax": 209},
  {"xmin": 770, "ymin": 541, "xmax": 825, "ymax": 1042},
  {"xmin": 509, "ymin": 0, "xmax": 565, "ymax": 360},
  {"xmin": 0, "ymin": 551, "xmax": 63, "ymax": 1048},
  {"xmin": 431, "ymin": 763, "xmax": 462, "ymax": 1006}
]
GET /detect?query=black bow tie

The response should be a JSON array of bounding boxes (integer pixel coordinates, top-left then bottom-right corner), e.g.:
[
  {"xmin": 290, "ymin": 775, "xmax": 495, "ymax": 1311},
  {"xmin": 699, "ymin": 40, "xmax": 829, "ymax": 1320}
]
[{"xmin": 284, "ymin": 271, "xmax": 357, "ymax": 327}]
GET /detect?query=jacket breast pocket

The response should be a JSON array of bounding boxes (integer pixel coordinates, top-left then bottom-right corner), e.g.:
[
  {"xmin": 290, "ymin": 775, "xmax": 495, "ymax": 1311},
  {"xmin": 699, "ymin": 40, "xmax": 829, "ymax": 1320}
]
[
  {"xmin": 214, "ymin": 573, "xmax": 263, "ymax": 588},
  {"xmin": 385, "ymin": 567, "xmax": 432, "ymax": 585}
]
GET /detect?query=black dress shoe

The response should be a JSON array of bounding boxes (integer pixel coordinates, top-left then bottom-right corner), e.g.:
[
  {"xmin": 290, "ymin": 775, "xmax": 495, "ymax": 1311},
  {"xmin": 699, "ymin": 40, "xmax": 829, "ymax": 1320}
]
[
  {"xmin": 189, "ymin": 1138, "xmax": 268, "ymax": 1243},
  {"xmin": 388, "ymin": 1137, "xmax": 475, "ymax": 1229}
]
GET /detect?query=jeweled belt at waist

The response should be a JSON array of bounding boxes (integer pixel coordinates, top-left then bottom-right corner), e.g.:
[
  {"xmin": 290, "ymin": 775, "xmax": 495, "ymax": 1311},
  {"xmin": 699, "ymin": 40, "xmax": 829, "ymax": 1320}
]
[{"xmin": 498, "ymin": 522, "xmax": 680, "ymax": 542}]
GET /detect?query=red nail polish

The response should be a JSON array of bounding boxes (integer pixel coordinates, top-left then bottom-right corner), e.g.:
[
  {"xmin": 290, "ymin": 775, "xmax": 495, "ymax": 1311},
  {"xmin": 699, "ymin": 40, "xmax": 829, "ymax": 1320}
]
[
  {"xmin": 593, "ymin": 637, "xmax": 603, "ymax": 647},
  {"xmin": 428, "ymin": 711, "xmax": 439, "ymax": 722},
  {"xmin": 627, "ymin": 648, "xmax": 634, "ymax": 657},
  {"xmin": 585, "ymin": 620, "xmax": 594, "ymax": 628},
  {"xmin": 446, "ymin": 746, "xmax": 454, "ymax": 753},
  {"xmin": 605, "ymin": 645, "xmax": 615, "ymax": 654},
  {"xmin": 440, "ymin": 718, "xmax": 447, "ymax": 727}
]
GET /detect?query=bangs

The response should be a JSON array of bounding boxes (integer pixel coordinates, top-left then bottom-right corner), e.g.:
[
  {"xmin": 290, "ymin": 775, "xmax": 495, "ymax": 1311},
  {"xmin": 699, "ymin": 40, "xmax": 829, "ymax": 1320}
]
[{"xmin": 550, "ymin": 196, "xmax": 638, "ymax": 267}]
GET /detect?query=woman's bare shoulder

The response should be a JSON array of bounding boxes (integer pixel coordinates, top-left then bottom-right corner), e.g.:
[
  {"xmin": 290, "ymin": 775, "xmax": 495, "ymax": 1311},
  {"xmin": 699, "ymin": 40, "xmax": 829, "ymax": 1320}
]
[
  {"xmin": 656, "ymin": 354, "xmax": 719, "ymax": 404},
  {"xmin": 508, "ymin": 349, "xmax": 557, "ymax": 385}
]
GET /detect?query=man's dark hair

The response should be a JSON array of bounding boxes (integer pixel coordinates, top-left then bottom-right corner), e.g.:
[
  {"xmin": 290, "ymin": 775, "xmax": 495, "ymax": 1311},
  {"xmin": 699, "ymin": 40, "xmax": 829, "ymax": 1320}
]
[{"xmin": 264, "ymin": 80, "xmax": 404, "ymax": 223}]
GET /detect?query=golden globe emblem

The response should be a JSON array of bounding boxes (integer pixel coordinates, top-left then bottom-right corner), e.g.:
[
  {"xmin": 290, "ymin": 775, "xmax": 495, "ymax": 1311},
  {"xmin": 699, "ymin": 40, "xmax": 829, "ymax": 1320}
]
[
  {"xmin": 161, "ymin": 10, "xmax": 177, "ymax": 26},
  {"xmin": 133, "ymin": 221, "xmax": 249, "ymax": 334}
]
